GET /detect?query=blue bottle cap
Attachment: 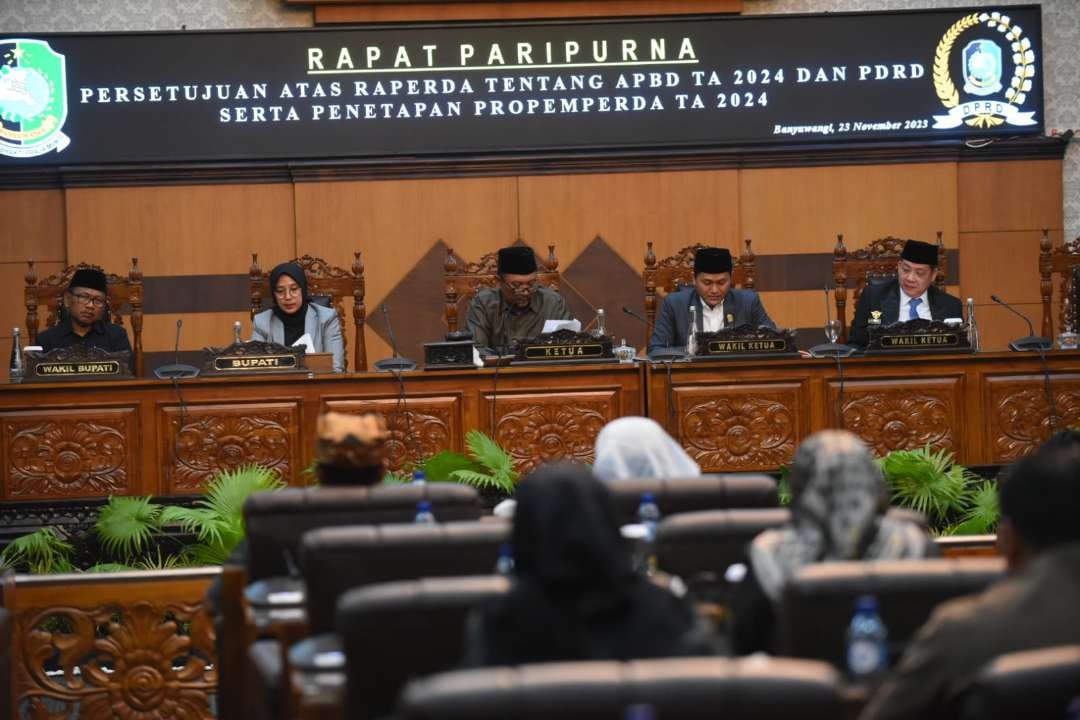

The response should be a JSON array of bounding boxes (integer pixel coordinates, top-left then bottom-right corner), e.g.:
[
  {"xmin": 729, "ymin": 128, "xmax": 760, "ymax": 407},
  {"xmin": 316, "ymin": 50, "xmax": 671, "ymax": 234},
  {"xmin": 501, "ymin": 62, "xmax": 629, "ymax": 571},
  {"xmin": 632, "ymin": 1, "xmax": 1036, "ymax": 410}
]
[
  {"xmin": 854, "ymin": 594, "xmax": 879, "ymax": 612},
  {"xmin": 640, "ymin": 491, "xmax": 656, "ymax": 503}
]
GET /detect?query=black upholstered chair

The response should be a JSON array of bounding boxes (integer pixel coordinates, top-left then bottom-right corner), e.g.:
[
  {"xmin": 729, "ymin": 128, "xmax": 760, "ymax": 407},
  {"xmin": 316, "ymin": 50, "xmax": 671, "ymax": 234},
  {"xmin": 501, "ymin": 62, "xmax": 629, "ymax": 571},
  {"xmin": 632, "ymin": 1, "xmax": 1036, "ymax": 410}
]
[
  {"xmin": 779, "ymin": 557, "xmax": 1006, "ymax": 669},
  {"xmin": 397, "ymin": 656, "xmax": 844, "ymax": 720},
  {"xmin": 0, "ymin": 606, "xmax": 11, "ymax": 720},
  {"xmin": 960, "ymin": 644, "xmax": 1080, "ymax": 720},
  {"xmin": 605, "ymin": 474, "xmax": 779, "ymax": 525},
  {"xmin": 655, "ymin": 508, "xmax": 790, "ymax": 583},
  {"xmin": 242, "ymin": 483, "xmax": 483, "ymax": 582},
  {"xmin": 336, "ymin": 575, "xmax": 511, "ymax": 720}
]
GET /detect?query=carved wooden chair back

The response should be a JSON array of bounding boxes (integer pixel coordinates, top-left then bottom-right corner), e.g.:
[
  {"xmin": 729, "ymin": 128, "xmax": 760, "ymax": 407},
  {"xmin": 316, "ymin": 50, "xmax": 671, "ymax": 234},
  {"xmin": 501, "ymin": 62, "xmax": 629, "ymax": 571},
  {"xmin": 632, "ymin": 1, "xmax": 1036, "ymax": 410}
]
[
  {"xmin": 443, "ymin": 243, "xmax": 560, "ymax": 334},
  {"xmin": 643, "ymin": 239, "xmax": 756, "ymax": 340},
  {"xmin": 24, "ymin": 258, "xmax": 145, "ymax": 376},
  {"xmin": 832, "ymin": 232, "xmax": 947, "ymax": 344},
  {"xmin": 249, "ymin": 253, "xmax": 366, "ymax": 371},
  {"xmin": 1038, "ymin": 230, "xmax": 1080, "ymax": 338}
]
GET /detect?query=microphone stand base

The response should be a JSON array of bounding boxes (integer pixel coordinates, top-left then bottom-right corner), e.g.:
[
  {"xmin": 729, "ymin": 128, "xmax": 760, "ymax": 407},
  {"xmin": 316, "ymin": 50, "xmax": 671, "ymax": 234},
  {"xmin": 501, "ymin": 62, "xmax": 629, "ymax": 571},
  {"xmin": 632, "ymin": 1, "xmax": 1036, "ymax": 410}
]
[
  {"xmin": 1008, "ymin": 336, "xmax": 1053, "ymax": 352},
  {"xmin": 154, "ymin": 363, "xmax": 200, "ymax": 379},
  {"xmin": 808, "ymin": 343, "xmax": 857, "ymax": 358},
  {"xmin": 373, "ymin": 356, "xmax": 417, "ymax": 372}
]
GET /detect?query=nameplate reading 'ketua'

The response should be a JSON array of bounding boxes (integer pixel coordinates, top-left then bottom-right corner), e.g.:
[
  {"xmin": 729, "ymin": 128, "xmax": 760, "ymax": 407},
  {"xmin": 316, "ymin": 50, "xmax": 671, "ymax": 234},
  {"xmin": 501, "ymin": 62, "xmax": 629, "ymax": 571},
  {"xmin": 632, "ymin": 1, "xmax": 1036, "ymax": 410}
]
[{"xmin": 515, "ymin": 329, "xmax": 614, "ymax": 363}]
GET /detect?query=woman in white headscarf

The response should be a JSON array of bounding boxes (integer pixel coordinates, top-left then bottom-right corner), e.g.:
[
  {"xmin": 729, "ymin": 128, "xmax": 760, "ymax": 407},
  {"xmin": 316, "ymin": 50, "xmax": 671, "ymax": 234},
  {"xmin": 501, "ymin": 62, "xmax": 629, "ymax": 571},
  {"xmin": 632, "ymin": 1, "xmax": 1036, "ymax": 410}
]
[
  {"xmin": 732, "ymin": 429, "xmax": 936, "ymax": 654},
  {"xmin": 593, "ymin": 416, "xmax": 701, "ymax": 481}
]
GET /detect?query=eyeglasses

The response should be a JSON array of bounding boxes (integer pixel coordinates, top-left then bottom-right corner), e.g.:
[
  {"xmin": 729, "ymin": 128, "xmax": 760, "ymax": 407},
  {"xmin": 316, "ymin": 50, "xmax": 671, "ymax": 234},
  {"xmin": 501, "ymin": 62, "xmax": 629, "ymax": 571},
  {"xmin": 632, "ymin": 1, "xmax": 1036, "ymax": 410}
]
[
  {"xmin": 502, "ymin": 279, "xmax": 538, "ymax": 293},
  {"xmin": 274, "ymin": 286, "xmax": 303, "ymax": 298},
  {"xmin": 69, "ymin": 292, "xmax": 106, "ymax": 307}
]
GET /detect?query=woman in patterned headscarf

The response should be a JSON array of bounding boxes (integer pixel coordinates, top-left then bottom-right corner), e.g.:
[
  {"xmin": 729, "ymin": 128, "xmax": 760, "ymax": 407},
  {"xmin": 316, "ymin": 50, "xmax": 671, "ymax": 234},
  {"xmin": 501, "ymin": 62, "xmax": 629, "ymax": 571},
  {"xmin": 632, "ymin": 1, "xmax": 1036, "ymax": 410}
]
[{"xmin": 732, "ymin": 430, "xmax": 936, "ymax": 654}]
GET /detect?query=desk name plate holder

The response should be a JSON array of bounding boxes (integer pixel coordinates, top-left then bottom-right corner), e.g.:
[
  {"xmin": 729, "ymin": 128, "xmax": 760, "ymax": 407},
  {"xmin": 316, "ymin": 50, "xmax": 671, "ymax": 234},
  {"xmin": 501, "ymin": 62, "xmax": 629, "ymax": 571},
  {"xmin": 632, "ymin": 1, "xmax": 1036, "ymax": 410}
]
[
  {"xmin": 693, "ymin": 326, "xmax": 799, "ymax": 359},
  {"xmin": 865, "ymin": 319, "xmax": 972, "ymax": 354},
  {"xmin": 23, "ymin": 346, "xmax": 134, "ymax": 382},
  {"xmin": 514, "ymin": 329, "xmax": 614, "ymax": 364},
  {"xmin": 202, "ymin": 341, "xmax": 308, "ymax": 375}
]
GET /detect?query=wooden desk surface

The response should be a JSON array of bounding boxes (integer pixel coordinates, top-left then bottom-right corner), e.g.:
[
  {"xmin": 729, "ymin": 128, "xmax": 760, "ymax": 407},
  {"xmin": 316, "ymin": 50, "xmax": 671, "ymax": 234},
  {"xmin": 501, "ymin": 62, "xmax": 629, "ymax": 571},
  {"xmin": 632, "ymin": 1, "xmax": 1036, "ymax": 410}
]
[{"xmin": 1, "ymin": 350, "xmax": 1076, "ymax": 500}]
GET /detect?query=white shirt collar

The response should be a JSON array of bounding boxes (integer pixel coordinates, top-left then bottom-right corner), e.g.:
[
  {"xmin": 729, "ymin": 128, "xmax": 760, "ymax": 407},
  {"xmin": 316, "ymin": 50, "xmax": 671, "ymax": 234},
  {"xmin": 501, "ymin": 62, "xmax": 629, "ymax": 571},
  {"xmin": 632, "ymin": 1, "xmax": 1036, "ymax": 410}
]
[{"xmin": 899, "ymin": 286, "xmax": 931, "ymax": 320}]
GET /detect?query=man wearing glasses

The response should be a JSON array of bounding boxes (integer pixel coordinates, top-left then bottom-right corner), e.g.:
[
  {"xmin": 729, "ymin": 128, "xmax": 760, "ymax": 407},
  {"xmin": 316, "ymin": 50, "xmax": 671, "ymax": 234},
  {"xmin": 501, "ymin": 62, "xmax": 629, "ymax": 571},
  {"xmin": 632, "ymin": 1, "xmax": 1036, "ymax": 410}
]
[
  {"xmin": 37, "ymin": 268, "xmax": 133, "ymax": 361},
  {"xmin": 465, "ymin": 246, "xmax": 571, "ymax": 354}
]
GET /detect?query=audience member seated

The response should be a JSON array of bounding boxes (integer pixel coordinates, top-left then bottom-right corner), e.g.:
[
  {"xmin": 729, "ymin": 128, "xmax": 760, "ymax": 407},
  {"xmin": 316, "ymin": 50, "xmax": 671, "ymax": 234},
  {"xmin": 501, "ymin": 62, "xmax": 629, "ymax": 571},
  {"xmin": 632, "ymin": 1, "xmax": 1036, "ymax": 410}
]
[
  {"xmin": 462, "ymin": 462, "xmax": 711, "ymax": 666},
  {"xmin": 593, "ymin": 416, "xmax": 701, "ymax": 481},
  {"xmin": 251, "ymin": 261, "xmax": 345, "ymax": 372},
  {"xmin": 312, "ymin": 411, "xmax": 389, "ymax": 485},
  {"xmin": 732, "ymin": 430, "xmax": 935, "ymax": 654},
  {"xmin": 860, "ymin": 430, "xmax": 1080, "ymax": 720}
]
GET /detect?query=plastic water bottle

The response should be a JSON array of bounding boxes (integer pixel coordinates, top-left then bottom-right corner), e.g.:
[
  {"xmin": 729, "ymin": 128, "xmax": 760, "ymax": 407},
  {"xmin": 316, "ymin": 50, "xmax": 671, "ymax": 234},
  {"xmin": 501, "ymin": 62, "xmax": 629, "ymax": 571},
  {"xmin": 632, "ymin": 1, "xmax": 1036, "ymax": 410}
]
[
  {"xmin": 495, "ymin": 543, "xmax": 515, "ymax": 575},
  {"xmin": 687, "ymin": 306, "xmax": 698, "ymax": 355},
  {"xmin": 594, "ymin": 308, "xmax": 606, "ymax": 338},
  {"xmin": 846, "ymin": 595, "xmax": 889, "ymax": 680},
  {"xmin": 413, "ymin": 501, "xmax": 435, "ymax": 524},
  {"xmin": 966, "ymin": 298, "xmax": 980, "ymax": 353},
  {"xmin": 411, "ymin": 469, "xmax": 426, "ymax": 485},
  {"xmin": 637, "ymin": 492, "xmax": 661, "ymax": 575},
  {"xmin": 233, "ymin": 320, "xmax": 243, "ymax": 345},
  {"xmin": 9, "ymin": 328, "xmax": 23, "ymax": 383}
]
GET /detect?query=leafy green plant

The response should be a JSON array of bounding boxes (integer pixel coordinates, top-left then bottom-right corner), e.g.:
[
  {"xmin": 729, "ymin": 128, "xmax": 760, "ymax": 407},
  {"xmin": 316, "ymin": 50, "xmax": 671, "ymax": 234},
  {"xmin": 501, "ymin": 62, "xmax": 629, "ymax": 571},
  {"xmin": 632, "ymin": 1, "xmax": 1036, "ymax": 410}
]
[
  {"xmin": 777, "ymin": 464, "xmax": 792, "ymax": 506},
  {"xmin": 161, "ymin": 465, "xmax": 284, "ymax": 566},
  {"xmin": 434, "ymin": 430, "xmax": 519, "ymax": 494},
  {"xmin": 0, "ymin": 527, "xmax": 75, "ymax": 574},
  {"xmin": 878, "ymin": 445, "xmax": 974, "ymax": 526},
  {"xmin": 942, "ymin": 480, "xmax": 1000, "ymax": 536},
  {"xmin": 95, "ymin": 495, "xmax": 163, "ymax": 561}
]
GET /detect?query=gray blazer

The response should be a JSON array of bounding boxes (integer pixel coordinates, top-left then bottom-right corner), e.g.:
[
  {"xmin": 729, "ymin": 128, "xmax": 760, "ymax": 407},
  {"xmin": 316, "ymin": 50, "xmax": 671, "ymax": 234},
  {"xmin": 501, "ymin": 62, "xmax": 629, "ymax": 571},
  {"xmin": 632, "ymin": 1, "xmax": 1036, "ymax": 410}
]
[
  {"xmin": 251, "ymin": 303, "xmax": 345, "ymax": 372},
  {"xmin": 649, "ymin": 286, "xmax": 775, "ymax": 353}
]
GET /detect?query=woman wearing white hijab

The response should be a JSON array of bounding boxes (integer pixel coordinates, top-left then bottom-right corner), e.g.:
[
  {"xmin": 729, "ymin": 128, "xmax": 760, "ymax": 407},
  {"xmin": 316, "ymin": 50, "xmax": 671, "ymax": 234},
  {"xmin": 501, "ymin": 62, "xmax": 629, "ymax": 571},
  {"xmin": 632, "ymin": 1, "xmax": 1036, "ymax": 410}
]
[{"xmin": 593, "ymin": 416, "xmax": 701, "ymax": 481}]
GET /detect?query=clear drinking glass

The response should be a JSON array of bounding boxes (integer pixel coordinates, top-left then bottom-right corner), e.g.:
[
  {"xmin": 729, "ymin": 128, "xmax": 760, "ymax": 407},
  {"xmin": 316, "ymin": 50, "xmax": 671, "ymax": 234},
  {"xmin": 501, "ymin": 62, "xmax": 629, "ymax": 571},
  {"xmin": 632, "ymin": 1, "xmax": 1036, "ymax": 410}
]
[{"xmin": 825, "ymin": 320, "xmax": 841, "ymax": 343}]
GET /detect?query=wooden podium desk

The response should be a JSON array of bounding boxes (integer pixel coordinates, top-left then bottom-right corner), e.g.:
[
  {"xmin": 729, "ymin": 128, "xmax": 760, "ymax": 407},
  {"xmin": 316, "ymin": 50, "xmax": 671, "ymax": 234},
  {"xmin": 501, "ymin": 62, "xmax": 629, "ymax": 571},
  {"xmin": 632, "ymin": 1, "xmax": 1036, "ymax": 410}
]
[
  {"xmin": 0, "ymin": 363, "xmax": 643, "ymax": 501},
  {"xmin": 646, "ymin": 350, "xmax": 1080, "ymax": 473}
]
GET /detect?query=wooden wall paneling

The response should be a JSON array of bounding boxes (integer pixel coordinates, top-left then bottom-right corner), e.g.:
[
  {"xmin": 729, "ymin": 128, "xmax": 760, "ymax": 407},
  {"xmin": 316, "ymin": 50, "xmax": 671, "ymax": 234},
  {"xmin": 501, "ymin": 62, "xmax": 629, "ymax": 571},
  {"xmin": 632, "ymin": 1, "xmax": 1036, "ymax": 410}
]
[
  {"xmin": 518, "ymin": 170, "xmax": 740, "ymax": 271},
  {"xmin": 958, "ymin": 159, "xmax": 1064, "ymax": 233},
  {"xmin": 313, "ymin": 0, "xmax": 742, "ymax": 23},
  {"xmin": 294, "ymin": 176, "xmax": 518, "ymax": 362},
  {"xmin": 0, "ymin": 406, "xmax": 140, "ymax": 500},
  {"xmin": 825, "ymin": 376, "xmax": 965, "ymax": 461},
  {"xmin": 158, "ymin": 400, "xmax": 302, "ymax": 493},
  {"xmin": 984, "ymin": 372, "xmax": 1080, "ymax": 464},
  {"xmin": 670, "ymin": 380, "xmax": 810, "ymax": 472},
  {"xmin": 64, "ymin": 184, "xmax": 297, "ymax": 354},
  {"xmin": 0, "ymin": 189, "xmax": 65, "ymax": 262},
  {"xmin": 322, "ymin": 395, "xmax": 464, "ymax": 473},
  {"xmin": 739, "ymin": 163, "xmax": 959, "ymax": 256}
]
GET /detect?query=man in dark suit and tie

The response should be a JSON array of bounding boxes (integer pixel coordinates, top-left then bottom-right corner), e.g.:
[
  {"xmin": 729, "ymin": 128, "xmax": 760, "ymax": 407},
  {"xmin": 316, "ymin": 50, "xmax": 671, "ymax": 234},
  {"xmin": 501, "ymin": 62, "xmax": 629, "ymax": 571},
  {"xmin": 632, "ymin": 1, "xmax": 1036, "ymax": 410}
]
[
  {"xmin": 648, "ymin": 247, "xmax": 775, "ymax": 353},
  {"xmin": 848, "ymin": 239, "xmax": 963, "ymax": 348}
]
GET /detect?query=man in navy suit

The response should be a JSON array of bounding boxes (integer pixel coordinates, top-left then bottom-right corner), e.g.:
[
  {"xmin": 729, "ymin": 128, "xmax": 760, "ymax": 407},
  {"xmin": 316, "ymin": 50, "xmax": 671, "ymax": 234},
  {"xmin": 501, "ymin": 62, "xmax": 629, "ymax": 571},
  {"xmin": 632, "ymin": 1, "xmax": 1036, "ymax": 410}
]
[
  {"xmin": 848, "ymin": 239, "xmax": 963, "ymax": 348},
  {"xmin": 648, "ymin": 247, "xmax": 775, "ymax": 354}
]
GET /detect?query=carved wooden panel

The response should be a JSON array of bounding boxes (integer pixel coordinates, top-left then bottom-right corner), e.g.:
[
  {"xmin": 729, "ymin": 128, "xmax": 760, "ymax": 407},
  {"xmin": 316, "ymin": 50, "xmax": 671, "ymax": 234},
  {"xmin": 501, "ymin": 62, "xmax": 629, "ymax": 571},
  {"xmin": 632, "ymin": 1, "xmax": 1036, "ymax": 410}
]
[
  {"xmin": 159, "ymin": 402, "xmax": 299, "ymax": 492},
  {"xmin": 0, "ymin": 407, "xmax": 138, "ymax": 499},
  {"xmin": 826, "ymin": 377, "xmax": 961, "ymax": 457},
  {"xmin": 324, "ymin": 396, "xmax": 461, "ymax": 473},
  {"xmin": 673, "ymin": 382, "xmax": 805, "ymax": 472},
  {"xmin": 484, "ymin": 391, "xmax": 618, "ymax": 473},
  {"xmin": 987, "ymin": 374, "xmax": 1080, "ymax": 462},
  {"xmin": 15, "ymin": 599, "xmax": 216, "ymax": 719}
]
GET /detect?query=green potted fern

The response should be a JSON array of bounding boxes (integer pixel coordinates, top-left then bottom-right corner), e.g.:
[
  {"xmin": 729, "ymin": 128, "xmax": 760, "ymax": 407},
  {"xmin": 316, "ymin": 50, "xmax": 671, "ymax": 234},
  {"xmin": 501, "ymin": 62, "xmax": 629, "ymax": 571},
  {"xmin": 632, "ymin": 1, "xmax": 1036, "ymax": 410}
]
[{"xmin": 385, "ymin": 430, "xmax": 519, "ymax": 503}]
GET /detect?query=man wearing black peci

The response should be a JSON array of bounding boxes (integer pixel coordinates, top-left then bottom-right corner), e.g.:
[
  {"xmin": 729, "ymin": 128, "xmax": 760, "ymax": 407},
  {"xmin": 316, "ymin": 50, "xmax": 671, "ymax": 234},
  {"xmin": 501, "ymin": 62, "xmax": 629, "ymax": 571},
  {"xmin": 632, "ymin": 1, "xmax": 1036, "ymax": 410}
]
[
  {"xmin": 847, "ymin": 239, "xmax": 963, "ymax": 348},
  {"xmin": 37, "ymin": 268, "xmax": 132, "ymax": 360},
  {"xmin": 648, "ymin": 246, "xmax": 774, "ymax": 353},
  {"xmin": 465, "ymin": 246, "xmax": 571, "ymax": 354}
]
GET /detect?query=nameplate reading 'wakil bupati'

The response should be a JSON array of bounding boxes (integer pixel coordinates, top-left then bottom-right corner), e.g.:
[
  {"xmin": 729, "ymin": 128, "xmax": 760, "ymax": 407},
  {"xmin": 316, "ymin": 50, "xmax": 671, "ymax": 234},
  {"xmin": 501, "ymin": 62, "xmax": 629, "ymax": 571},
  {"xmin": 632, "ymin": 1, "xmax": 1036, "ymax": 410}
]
[
  {"xmin": 696, "ymin": 326, "xmax": 798, "ymax": 357},
  {"xmin": 867, "ymin": 319, "xmax": 971, "ymax": 354},
  {"xmin": 23, "ymin": 346, "xmax": 133, "ymax": 382},
  {"xmin": 202, "ymin": 341, "xmax": 306, "ymax": 375},
  {"xmin": 515, "ymin": 329, "xmax": 614, "ymax": 363}
]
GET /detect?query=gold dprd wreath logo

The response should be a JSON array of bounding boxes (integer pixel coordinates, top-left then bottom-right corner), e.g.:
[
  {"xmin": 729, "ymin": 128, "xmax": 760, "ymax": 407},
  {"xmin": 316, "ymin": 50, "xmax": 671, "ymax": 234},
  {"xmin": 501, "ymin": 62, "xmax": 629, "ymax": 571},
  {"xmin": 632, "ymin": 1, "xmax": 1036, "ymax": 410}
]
[{"xmin": 932, "ymin": 11, "xmax": 1037, "ymax": 130}]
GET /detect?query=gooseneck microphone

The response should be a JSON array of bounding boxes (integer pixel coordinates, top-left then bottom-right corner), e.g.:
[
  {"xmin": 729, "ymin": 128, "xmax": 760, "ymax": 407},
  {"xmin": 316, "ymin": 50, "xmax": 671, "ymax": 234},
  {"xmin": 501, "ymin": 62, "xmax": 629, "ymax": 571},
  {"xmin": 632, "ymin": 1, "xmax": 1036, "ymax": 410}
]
[
  {"xmin": 153, "ymin": 319, "xmax": 200, "ymax": 379},
  {"xmin": 991, "ymin": 294, "xmax": 1058, "ymax": 431},
  {"xmin": 990, "ymin": 295, "xmax": 1052, "ymax": 351},
  {"xmin": 809, "ymin": 285, "xmax": 856, "ymax": 359},
  {"xmin": 373, "ymin": 304, "xmax": 417, "ymax": 372},
  {"xmin": 622, "ymin": 306, "xmax": 647, "ymax": 324}
]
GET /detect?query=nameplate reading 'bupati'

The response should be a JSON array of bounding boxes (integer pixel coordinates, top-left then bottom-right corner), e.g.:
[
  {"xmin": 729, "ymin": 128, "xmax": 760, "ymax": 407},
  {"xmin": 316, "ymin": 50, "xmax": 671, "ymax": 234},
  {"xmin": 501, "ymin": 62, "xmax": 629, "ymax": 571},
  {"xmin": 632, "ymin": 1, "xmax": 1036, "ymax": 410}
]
[
  {"xmin": 867, "ymin": 319, "xmax": 971, "ymax": 354},
  {"xmin": 696, "ymin": 326, "xmax": 799, "ymax": 358},
  {"xmin": 23, "ymin": 346, "xmax": 133, "ymax": 383},
  {"xmin": 202, "ymin": 341, "xmax": 306, "ymax": 375},
  {"xmin": 515, "ymin": 329, "xmax": 614, "ymax": 363}
]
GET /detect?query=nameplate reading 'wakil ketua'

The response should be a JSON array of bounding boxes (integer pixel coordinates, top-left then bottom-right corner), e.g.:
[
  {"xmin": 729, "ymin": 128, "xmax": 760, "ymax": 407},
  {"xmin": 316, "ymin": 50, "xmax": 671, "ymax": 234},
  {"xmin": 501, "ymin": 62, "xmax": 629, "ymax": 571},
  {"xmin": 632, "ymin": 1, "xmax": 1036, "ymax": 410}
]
[
  {"xmin": 202, "ymin": 341, "xmax": 306, "ymax": 375},
  {"xmin": 867, "ymin": 319, "xmax": 972, "ymax": 354},
  {"xmin": 696, "ymin": 326, "xmax": 799, "ymax": 358},
  {"xmin": 515, "ymin": 329, "xmax": 614, "ymax": 363},
  {"xmin": 24, "ymin": 346, "xmax": 133, "ymax": 382}
]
